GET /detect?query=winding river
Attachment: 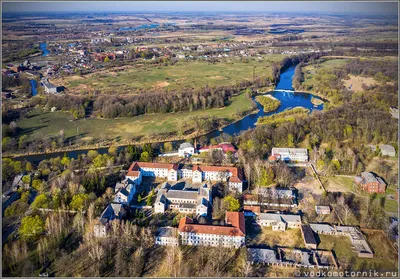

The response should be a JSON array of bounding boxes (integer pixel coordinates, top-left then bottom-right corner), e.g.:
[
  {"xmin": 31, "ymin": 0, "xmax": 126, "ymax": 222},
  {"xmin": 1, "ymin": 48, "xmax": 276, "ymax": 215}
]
[{"xmin": 13, "ymin": 64, "xmax": 324, "ymax": 163}]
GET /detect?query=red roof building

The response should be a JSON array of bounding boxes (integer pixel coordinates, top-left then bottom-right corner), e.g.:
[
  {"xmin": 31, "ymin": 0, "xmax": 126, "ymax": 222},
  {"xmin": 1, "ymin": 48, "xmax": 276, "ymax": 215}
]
[{"xmin": 199, "ymin": 142, "xmax": 237, "ymax": 154}]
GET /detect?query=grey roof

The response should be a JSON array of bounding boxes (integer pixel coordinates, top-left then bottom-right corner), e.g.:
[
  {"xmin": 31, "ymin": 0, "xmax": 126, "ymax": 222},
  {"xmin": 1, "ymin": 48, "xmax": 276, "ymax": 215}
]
[
  {"xmin": 272, "ymin": 147, "xmax": 308, "ymax": 155},
  {"xmin": 247, "ymin": 248, "xmax": 280, "ymax": 264},
  {"xmin": 360, "ymin": 172, "xmax": 386, "ymax": 185},
  {"xmin": 309, "ymin": 223, "xmax": 334, "ymax": 233},
  {"xmin": 117, "ymin": 188, "xmax": 130, "ymax": 197},
  {"xmin": 259, "ymin": 213, "xmax": 301, "ymax": 223},
  {"xmin": 100, "ymin": 203, "xmax": 124, "ymax": 222},
  {"xmin": 179, "ymin": 142, "xmax": 194, "ymax": 149},
  {"xmin": 379, "ymin": 144, "xmax": 395, "ymax": 154},
  {"xmin": 156, "ymin": 193, "xmax": 167, "ymax": 204},
  {"xmin": 258, "ymin": 187, "xmax": 296, "ymax": 197},
  {"xmin": 178, "ymin": 203, "xmax": 196, "ymax": 209},
  {"xmin": 301, "ymin": 225, "xmax": 317, "ymax": 245},
  {"xmin": 166, "ymin": 189, "xmax": 198, "ymax": 201},
  {"xmin": 156, "ymin": 227, "xmax": 177, "ymax": 237}
]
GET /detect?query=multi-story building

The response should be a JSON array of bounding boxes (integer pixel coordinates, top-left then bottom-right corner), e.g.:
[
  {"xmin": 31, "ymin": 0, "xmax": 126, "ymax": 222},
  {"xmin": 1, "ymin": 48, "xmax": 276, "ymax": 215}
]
[
  {"xmin": 113, "ymin": 179, "xmax": 136, "ymax": 205},
  {"xmin": 258, "ymin": 213, "xmax": 302, "ymax": 231},
  {"xmin": 271, "ymin": 147, "xmax": 308, "ymax": 162},
  {"xmin": 354, "ymin": 172, "xmax": 386, "ymax": 193},
  {"xmin": 94, "ymin": 203, "xmax": 126, "ymax": 237},
  {"xmin": 155, "ymin": 227, "xmax": 179, "ymax": 246},
  {"xmin": 154, "ymin": 184, "xmax": 211, "ymax": 216},
  {"xmin": 126, "ymin": 162, "xmax": 243, "ymax": 192},
  {"xmin": 178, "ymin": 212, "xmax": 246, "ymax": 248}
]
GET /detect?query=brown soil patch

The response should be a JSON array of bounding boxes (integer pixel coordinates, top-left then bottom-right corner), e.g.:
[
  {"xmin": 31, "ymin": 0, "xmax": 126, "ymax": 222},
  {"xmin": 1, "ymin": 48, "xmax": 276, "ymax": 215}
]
[
  {"xmin": 343, "ymin": 75, "xmax": 377, "ymax": 92},
  {"xmin": 154, "ymin": 81, "xmax": 170, "ymax": 88}
]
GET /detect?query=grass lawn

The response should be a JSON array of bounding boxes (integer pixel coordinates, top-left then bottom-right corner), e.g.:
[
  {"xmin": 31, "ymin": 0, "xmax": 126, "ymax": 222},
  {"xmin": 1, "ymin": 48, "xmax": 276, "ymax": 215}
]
[
  {"xmin": 317, "ymin": 232, "xmax": 398, "ymax": 272},
  {"xmin": 247, "ymin": 226, "xmax": 305, "ymax": 249},
  {"xmin": 325, "ymin": 176, "xmax": 357, "ymax": 193},
  {"xmin": 56, "ymin": 56, "xmax": 286, "ymax": 94},
  {"xmin": 14, "ymin": 91, "xmax": 254, "ymax": 148}
]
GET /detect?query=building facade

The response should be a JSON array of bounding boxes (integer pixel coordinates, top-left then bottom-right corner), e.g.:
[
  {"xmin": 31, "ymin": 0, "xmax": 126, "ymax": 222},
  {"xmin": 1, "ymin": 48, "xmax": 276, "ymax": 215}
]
[
  {"xmin": 258, "ymin": 213, "xmax": 302, "ymax": 231},
  {"xmin": 178, "ymin": 212, "xmax": 246, "ymax": 248},
  {"xmin": 271, "ymin": 147, "xmax": 308, "ymax": 162},
  {"xmin": 354, "ymin": 172, "xmax": 386, "ymax": 193}
]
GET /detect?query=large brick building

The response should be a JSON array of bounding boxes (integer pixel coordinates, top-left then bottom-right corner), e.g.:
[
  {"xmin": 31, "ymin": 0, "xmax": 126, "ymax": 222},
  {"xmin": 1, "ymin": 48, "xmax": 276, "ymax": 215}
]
[{"xmin": 354, "ymin": 172, "xmax": 386, "ymax": 193}]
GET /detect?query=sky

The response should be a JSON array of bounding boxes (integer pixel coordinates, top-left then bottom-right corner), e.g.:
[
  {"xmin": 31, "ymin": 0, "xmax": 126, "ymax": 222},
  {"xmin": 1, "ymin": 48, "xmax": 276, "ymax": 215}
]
[{"xmin": 2, "ymin": 1, "xmax": 398, "ymax": 15}]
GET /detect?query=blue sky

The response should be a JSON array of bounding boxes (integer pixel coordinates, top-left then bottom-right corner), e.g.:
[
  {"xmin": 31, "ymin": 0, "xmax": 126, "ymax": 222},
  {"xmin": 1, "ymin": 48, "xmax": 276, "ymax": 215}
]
[{"xmin": 2, "ymin": 1, "xmax": 398, "ymax": 15}]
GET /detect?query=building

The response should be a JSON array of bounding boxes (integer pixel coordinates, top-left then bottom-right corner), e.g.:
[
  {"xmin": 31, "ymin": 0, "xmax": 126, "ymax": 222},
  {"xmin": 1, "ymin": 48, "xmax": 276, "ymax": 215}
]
[
  {"xmin": 114, "ymin": 179, "xmax": 136, "ymax": 205},
  {"xmin": 126, "ymin": 162, "xmax": 243, "ymax": 193},
  {"xmin": 379, "ymin": 144, "xmax": 396, "ymax": 157},
  {"xmin": 155, "ymin": 227, "xmax": 179, "ymax": 246},
  {"xmin": 271, "ymin": 148, "xmax": 308, "ymax": 162},
  {"xmin": 309, "ymin": 223, "xmax": 374, "ymax": 258},
  {"xmin": 247, "ymin": 248, "xmax": 281, "ymax": 265},
  {"xmin": 178, "ymin": 142, "xmax": 195, "ymax": 157},
  {"xmin": 315, "ymin": 205, "xmax": 331, "ymax": 215},
  {"xmin": 178, "ymin": 212, "xmax": 245, "ymax": 248},
  {"xmin": 42, "ymin": 79, "xmax": 61, "ymax": 94},
  {"xmin": 126, "ymin": 162, "xmax": 179, "ymax": 185},
  {"xmin": 154, "ymin": 184, "xmax": 211, "ymax": 216},
  {"xmin": 243, "ymin": 188, "xmax": 298, "ymax": 208},
  {"xmin": 301, "ymin": 225, "xmax": 318, "ymax": 249},
  {"xmin": 243, "ymin": 205, "xmax": 261, "ymax": 217},
  {"xmin": 258, "ymin": 213, "xmax": 302, "ymax": 231},
  {"xmin": 94, "ymin": 203, "xmax": 127, "ymax": 237},
  {"xmin": 354, "ymin": 172, "xmax": 386, "ymax": 194},
  {"xmin": 198, "ymin": 142, "xmax": 237, "ymax": 154}
]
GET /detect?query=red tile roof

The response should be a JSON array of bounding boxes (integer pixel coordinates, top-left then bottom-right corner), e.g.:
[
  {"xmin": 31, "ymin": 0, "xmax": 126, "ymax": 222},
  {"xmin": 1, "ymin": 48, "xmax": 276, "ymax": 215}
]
[
  {"xmin": 199, "ymin": 143, "xmax": 236, "ymax": 153},
  {"xmin": 178, "ymin": 212, "xmax": 245, "ymax": 237},
  {"xmin": 127, "ymin": 162, "xmax": 178, "ymax": 177},
  {"xmin": 243, "ymin": 205, "xmax": 261, "ymax": 213}
]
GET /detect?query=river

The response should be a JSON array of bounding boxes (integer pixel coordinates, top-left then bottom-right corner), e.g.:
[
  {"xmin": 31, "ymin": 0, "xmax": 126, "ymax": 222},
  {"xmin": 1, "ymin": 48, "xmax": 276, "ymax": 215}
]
[
  {"xmin": 40, "ymin": 42, "xmax": 50, "ymax": 56},
  {"xmin": 12, "ymin": 64, "xmax": 324, "ymax": 164}
]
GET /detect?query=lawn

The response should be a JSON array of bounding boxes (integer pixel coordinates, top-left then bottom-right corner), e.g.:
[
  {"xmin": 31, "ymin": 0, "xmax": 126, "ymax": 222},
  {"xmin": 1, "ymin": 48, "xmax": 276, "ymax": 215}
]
[
  {"xmin": 247, "ymin": 226, "xmax": 305, "ymax": 249},
  {"xmin": 56, "ymin": 55, "xmax": 286, "ymax": 94},
  {"xmin": 318, "ymin": 231, "xmax": 398, "ymax": 272},
  {"xmin": 14, "ymin": 91, "xmax": 255, "ymax": 149}
]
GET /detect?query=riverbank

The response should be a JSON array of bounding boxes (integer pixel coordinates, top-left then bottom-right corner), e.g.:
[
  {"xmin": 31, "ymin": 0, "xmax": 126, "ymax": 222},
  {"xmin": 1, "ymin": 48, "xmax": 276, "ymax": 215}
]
[
  {"xmin": 6, "ymin": 107, "xmax": 259, "ymax": 160},
  {"xmin": 255, "ymin": 95, "xmax": 281, "ymax": 113}
]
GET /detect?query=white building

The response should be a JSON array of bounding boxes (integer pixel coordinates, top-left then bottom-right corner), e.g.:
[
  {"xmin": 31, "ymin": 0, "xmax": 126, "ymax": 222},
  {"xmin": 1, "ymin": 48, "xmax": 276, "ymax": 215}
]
[
  {"xmin": 178, "ymin": 212, "xmax": 246, "ymax": 248},
  {"xmin": 178, "ymin": 142, "xmax": 195, "ymax": 157},
  {"xmin": 379, "ymin": 144, "xmax": 396, "ymax": 157},
  {"xmin": 126, "ymin": 162, "xmax": 243, "ymax": 193},
  {"xmin": 271, "ymin": 148, "xmax": 308, "ymax": 162},
  {"xmin": 154, "ymin": 184, "xmax": 211, "ymax": 216},
  {"xmin": 114, "ymin": 179, "xmax": 136, "ymax": 205},
  {"xmin": 258, "ymin": 213, "xmax": 302, "ymax": 231},
  {"xmin": 155, "ymin": 227, "xmax": 179, "ymax": 246}
]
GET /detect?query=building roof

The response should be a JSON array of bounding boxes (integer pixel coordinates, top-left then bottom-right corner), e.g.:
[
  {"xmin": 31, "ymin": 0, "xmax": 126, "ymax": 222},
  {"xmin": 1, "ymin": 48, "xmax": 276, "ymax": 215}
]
[
  {"xmin": 243, "ymin": 205, "xmax": 261, "ymax": 214},
  {"xmin": 259, "ymin": 213, "xmax": 301, "ymax": 223},
  {"xmin": 379, "ymin": 144, "xmax": 395, "ymax": 154},
  {"xmin": 301, "ymin": 225, "xmax": 317, "ymax": 245},
  {"xmin": 247, "ymin": 248, "xmax": 280, "ymax": 264},
  {"xmin": 178, "ymin": 212, "xmax": 245, "ymax": 237},
  {"xmin": 166, "ymin": 189, "xmax": 198, "ymax": 201},
  {"xmin": 127, "ymin": 162, "xmax": 178, "ymax": 176},
  {"xmin": 315, "ymin": 205, "xmax": 330, "ymax": 211},
  {"xmin": 99, "ymin": 203, "xmax": 124, "ymax": 224},
  {"xmin": 156, "ymin": 227, "xmax": 177, "ymax": 237},
  {"xmin": 272, "ymin": 147, "xmax": 308, "ymax": 155},
  {"xmin": 199, "ymin": 142, "xmax": 236, "ymax": 153},
  {"xmin": 192, "ymin": 165, "xmax": 242, "ymax": 181},
  {"xmin": 309, "ymin": 223, "xmax": 334, "ymax": 233},
  {"xmin": 360, "ymin": 172, "xmax": 386, "ymax": 186},
  {"xmin": 179, "ymin": 142, "xmax": 194, "ymax": 149}
]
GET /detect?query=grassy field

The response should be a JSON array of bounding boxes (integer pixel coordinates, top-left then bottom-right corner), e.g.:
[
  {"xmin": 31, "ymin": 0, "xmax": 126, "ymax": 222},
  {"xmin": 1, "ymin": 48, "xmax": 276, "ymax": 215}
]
[
  {"xmin": 247, "ymin": 227, "xmax": 305, "ymax": 249},
  {"xmin": 14, "ymin": 91, "xmax": 254, "ymax": 147},
  {"xmin": 318, "ymin": 231, "xmax": 398, "ymax": 272},
  {"xmin": 54, "ymin": 56, "xmax": 286, "ymax": 94}
]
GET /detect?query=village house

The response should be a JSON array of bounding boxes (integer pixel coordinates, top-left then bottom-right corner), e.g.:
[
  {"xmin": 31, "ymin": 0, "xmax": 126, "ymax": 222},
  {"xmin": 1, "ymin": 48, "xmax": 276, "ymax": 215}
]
[
  {"xmin": 126, "ymin": 162, "xmax": 244, "ymax": 193},
  {"xmin": 354, "ymin": 172, "xmax": 386, "ymax": 193},
  {"xmin": 178, "ymin": 212, "xmax": 246, "ymax": 248},
  {"xmin": 257, "ymin": 213, "xmax": 302, "ymax": 231},
  {"xmin": 271, "ymin": 147, "xmax": 308, "ymax": 162},
  {"xmin": 94, "ymin": 203, "xmax": 127, "ymax": 237},
  {"xmin": 315, "ymin": 205, "xmax": 331, "ymax": 215},
  {"xmin": 178, "ymin": 142, "xmax": 196, "ymax": 157},
  {"xmin": 154, "ymin": 183, "xmax": 211, "ymax": 216},
  {"xmin": 198, "ymin": 142, "xmax": 237, "ymax": 154},
  {"xmin": 155, "ymin": 227, "xmax": 179, "ymax": 246}
]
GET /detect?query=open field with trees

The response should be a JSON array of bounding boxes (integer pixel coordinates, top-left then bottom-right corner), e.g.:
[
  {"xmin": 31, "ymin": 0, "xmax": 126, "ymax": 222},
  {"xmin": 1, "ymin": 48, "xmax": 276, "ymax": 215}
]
[{"xmin": 54, "ymin": 56, "xmax": 286, "ymax": 94}]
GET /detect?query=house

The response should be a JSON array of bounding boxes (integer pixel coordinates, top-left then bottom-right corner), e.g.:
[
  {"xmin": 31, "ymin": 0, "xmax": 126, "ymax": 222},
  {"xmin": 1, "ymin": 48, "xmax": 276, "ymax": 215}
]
[
  {"xmin": 178, "ymin": 211, "xmax": 246, "ymax": 248},
  {"xmin": 178, "ymin": 142, "xmax": 195, "ymax": 157},
  {"xmin": 154, "ymin": 184, "xmax": 211, "ymax": 216},
  {"xmin": 114, "ymin": 179, "xmax": 136, "ymax": 205},
  {"xmin": 301, "ymin": 224, "xmax": 318, "ymax": 249},
  {"xmin": 258, "ymin": 213, "xmax": 302, "ymax": 231},
  {"xmin": 243, "ymin": 205, "xmax": 261, "ymax": 216},
  {"xmin": 354, "ymin": 172, "xmax": 386, "ymax": 193},
  {"xmin": 126, "ymin": 162, "xmax": 243, "ymax": 193},
  {"xmin": 94, "ymin": 203, "xmax": 127, "ymax": 237},
  {"xmin": 379, "ymin": 144, "xmax": 396, "ymax": 157},
  {"xmin": 155, "ymin": 227, "xmax": 179, "ymax": 246},
  {"xmin": 247, "ymin": 248, "xmax": 281, "ymax": 265},
  {"xmin": 315, "ymin": 205, "xmax": 331, "ymax": 215},
  {"xmin": 244, "ymin": 188, "xmax": 298, "ymax": 208},
  {"xmin": 42, "ymin": 79, "xmax": 61, "ymax": 94},
  {"xmin": 271, "ymin": 147, "xmax": 308, "ymax": 162}
]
